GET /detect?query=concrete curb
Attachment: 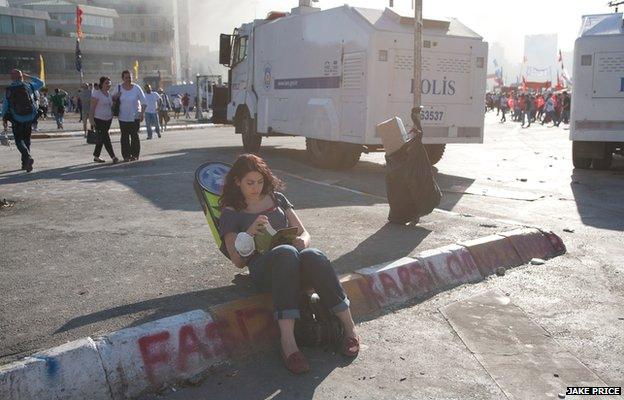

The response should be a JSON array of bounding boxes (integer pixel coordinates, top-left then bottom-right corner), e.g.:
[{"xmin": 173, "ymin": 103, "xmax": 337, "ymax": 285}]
[
  {"xmin": 0, "ymin": 228, "xmax": 565, "ymax": 399},
  {"xmin": 28, "ymin": 123, "xmax": 219, "ymax": 139}
]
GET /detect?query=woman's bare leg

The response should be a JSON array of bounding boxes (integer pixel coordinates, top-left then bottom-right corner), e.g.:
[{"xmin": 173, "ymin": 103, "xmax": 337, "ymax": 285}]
[
  {"xmin": 335, "ymin": 308, "xmax": 357, "ymax": 339},
  {"xmin": 278, "ymin": 319, "xmax": 300, "ymax": 357}
]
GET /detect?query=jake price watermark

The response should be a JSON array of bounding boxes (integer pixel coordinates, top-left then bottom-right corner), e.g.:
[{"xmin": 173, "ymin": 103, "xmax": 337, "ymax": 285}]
[{"xmin": 566, "ymin": 387, "xmax": 622, "ymax": 396}]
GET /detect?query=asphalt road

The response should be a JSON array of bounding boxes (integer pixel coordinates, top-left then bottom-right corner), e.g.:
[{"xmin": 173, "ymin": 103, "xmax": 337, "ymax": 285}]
[{"xmin": 1, "ymin": 113, "xmax": 622, "ymax": 399}]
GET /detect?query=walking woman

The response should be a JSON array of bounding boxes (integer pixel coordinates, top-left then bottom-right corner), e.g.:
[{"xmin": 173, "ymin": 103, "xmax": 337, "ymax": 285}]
[
  {"xmin": 113, "ymin": 70, "xmax": 145, "ymax": 162},
  {"xmin": 89, "ymin": 76, "xmax": 118, "ymax": 164},
  {"xmin": 218, "ymin": 154, "xmax": 360, "ymax": 375}
]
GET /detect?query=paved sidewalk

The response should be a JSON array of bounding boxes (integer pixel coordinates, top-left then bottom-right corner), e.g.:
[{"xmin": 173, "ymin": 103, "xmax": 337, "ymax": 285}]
[{"xmin": 32, "ymin": 113, "xmax": 201, "ymax": 135}]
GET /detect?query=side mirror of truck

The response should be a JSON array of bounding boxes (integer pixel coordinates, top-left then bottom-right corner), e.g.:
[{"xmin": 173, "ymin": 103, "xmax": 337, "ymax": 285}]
[{"xmin": 219, "ymin": 34, "xmax": 232, "ymax": 66}]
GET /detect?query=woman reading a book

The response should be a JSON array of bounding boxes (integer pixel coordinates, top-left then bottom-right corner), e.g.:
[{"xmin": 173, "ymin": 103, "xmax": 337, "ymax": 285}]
[{"xmin": 218, "ymin": 154, "xmax": 359, "ymax": 374}]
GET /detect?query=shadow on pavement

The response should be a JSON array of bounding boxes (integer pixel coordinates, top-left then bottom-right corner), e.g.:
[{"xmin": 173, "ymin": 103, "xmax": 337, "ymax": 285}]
[
  {"xmin": 0, "ymin": 144, "xmax": 473, "ymax": 213},
  {"xmin": 570, "ymin": 156, "xmax": 624, "ymax": 231},
  {"xmin": 332, "ymin": 223, "xmax": 431, "ymax": 273},
  {"xmin": 139, "ymin": 347, "xmax": 354, "ymax": 400},
  {"xmin": 55, "ymin": 273, "xmax": 257, "ymax": 334}
]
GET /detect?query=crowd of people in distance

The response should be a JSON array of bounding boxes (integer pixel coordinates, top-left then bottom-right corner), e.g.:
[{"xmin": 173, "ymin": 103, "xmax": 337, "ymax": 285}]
[{"xmin": 485, "ymin": 90, "xmax": 571, "ymax": 128}]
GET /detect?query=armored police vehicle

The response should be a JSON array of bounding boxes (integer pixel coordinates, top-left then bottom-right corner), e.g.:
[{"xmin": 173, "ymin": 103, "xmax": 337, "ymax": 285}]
[
  {"xmin": 220, "ymin": 1, "xmax": 488, "ymax": 168},
  {"xmin": 571, "ymin": 12, "xmax": 624, "ymax": 170}
]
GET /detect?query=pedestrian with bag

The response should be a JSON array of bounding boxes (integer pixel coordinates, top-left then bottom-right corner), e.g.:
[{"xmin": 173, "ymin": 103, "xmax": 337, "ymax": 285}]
[
  {"xmin": 89, "ymin": 76, "xmax": 119, "ymax": 164},
  {"xmin": 1, "ymin": 69, "xmax": 44, "ymax": 172},
  {"xmin": 112, "ymin": 70, "xmax": 146, "ymax": 162},
  {"xmin": 218, "ymin": 154, "xmax": 360, "ymax": 374}
]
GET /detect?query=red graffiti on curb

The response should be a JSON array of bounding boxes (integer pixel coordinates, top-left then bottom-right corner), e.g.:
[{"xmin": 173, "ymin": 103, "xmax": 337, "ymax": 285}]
[
  {"xmin": 138, "ymin": 331, "xmax": 172, "ymax": 385},
  {"xmin": 356, "ymin": 251, "xmax": 480, "ymax": 308},
  {"xmin": 136, "ymin": 305, "xmax": 278, "ymax": 386}
]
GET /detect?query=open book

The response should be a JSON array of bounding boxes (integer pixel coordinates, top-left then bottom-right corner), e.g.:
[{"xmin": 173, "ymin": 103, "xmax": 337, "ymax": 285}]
[{"xmin": 254, "ymin": 226, "xmax": 299, "ymax": 254}]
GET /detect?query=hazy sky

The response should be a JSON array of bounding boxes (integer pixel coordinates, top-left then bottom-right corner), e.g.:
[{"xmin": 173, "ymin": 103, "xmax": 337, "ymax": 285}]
[{"xmin": 190, "ymin": 0, "xmax": 613, "ymax": 62}]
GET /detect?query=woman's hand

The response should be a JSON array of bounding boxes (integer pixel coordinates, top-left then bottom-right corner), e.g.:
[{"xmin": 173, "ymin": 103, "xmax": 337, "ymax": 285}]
[
  {"xmin": 292, "ymin": 236, "xmax": 307, "ymax": 251},
  {"xmin": 246, "ymin": 215, "xmax": 269, "ymax": 236}
]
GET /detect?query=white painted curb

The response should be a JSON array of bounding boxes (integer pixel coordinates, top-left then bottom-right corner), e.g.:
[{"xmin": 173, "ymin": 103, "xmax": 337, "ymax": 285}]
[
  {"xmin": 0, "ymin": 337, "xmax": 112, "ymax": 400},
  {"xmin": 96, "ymin": 310, "xmax": 225, "ymax": 400},
  {"xmin": 417, "ymin": 244, "xmax": 482, "ymax": 290}
]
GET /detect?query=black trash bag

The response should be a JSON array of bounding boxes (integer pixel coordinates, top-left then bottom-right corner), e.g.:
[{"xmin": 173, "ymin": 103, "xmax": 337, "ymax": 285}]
[
  {"xmin": 294, "ymin": 292, "xmax": 344, "ymax": 348},
  {"xmin": 385, "ymin": 107, "xmax": 442, "ymax": 224}
]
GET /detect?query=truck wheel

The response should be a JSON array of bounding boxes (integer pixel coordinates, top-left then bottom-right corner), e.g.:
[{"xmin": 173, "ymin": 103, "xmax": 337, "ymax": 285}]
[
  {"xmin": 572, "ymin": 141, "xmax": 591, "ymax": 169},
  {"xmin": 305, "ymin": 138, "xmax": 361, "ymax": 169},
  {"xmin": 241, "ymin": 111, "xmax": 261, "ymax": 153},
  {"xmin": 424, "ymin": 144, "xmax": 446, "ymax": 165},
  {"xmin": 337, "ymin": 146, "xmax": 362, "ymax": 169},
  {"xmin": 592, "ymin": 149, "xmax": 613, "ymax": 170}
]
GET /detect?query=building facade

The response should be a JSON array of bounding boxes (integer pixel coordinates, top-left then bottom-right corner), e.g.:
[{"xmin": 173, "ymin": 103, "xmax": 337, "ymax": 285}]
[{"xmin": 1, "ymin": 0, "xmax": 190, "ymax": 90}]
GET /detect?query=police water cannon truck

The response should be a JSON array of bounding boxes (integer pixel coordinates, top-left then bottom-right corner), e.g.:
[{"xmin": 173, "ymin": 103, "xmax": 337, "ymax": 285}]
[
  {"xmin": 571, "ymin": 11, "xmax": 624, "ymax": 170},
  {"xmin": 219, "ymin": 0, "xmax": 488, "ymax": 169}
]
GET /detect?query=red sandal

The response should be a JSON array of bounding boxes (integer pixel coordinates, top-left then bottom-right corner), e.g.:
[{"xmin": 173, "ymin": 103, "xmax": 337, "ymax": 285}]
[
  {"xmin": 282, "ymin": 350, "xmax": 310, "ymax": 374},
  {"xmin": 341, "ymin": 336, "xmax": 360, "ymax": 357}
]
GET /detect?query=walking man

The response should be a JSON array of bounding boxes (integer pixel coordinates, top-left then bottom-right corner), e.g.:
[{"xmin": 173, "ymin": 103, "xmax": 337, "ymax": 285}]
[
  {"xmin": 182, "ymin": 92, "xmax": 190, "ymax": 118},
  {"xmin": 157, "ymin": 88, "xmax": 171, "ymax": 131},
  {"xmin": 50, "ymin": 88, "xmax": 68, "ymax": 129},
  {"xmin": 2, "ymin": 69, "xmax": 44, "ymax": 172},
  {"xmin": 143, "ymin": 84, "xmax": 162, "ymax": 139},
  {"xmin": 79, "ymin": 83, "xmax": 92, "ymax": 137}
]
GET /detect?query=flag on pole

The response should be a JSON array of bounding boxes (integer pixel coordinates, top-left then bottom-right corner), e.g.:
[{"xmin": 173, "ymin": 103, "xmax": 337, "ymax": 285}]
[
  {"xmin": 558, "ymin": 49, "xmax": 562, "ymax": 63},
  {"xmin": 76, "ymin": 6, "xmax": 83, "ymax": 40},
  {"xmin": 75, "ymin": 39, "xmax": 82, "ymax": 73},
  {"xmin": 133, "ymin": 60, "xmax": 139, "ymax": 80},
  {"xmin": 39, "ymin": 54, "xmax": 45, "ymax": 83}
]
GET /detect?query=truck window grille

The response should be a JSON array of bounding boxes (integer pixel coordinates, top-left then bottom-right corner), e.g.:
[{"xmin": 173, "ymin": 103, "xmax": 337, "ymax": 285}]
[
  {"xmin": 343, "ymin": 53, "xmax": 364, "ymax": 90},
  {"xmin": 393, "ymin": 54, "xmax": 432, "ymax": 72},
  {"xmin": 597, "ymin": 54, "xmax": 624, "ymax": 73},
  {"xmin": 436, "ymin": 56, "xmax": 471, "ymax": 74}
]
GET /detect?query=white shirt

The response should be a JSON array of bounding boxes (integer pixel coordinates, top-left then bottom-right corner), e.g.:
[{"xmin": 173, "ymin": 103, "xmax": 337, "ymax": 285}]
[
  {"xmin": 114, "ymin": 84, "xmax": 146, "ymax": 122},
  {"xmin": 92, "ymin": 89, "xmax": 113, "ymax": 120},
  {"xmin": 144, "ymin": 92, "xmax": 162, "ymax": 114},
  {"xmin": 172, "ymin": 96, "xmax": 181, "ymax": 107}
]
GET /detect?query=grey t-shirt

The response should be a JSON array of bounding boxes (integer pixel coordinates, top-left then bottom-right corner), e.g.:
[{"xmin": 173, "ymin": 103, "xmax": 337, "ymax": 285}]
[
  {"xmin": 218, "ymin": 192, "xmax": 293, "ymax": 240},
  {"xmin": 79, "ymin": 89, "xmax": 91, "ymax": 112}
]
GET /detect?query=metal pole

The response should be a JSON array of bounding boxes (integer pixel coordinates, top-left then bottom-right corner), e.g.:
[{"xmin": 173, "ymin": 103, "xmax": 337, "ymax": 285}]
[
  {"xmin": 195, "ymin": 74, "xmax": 201, "ymax": 120},
  {"xmin": 413, "ymin": 0, "xmax": 422, "ymax": 112}
]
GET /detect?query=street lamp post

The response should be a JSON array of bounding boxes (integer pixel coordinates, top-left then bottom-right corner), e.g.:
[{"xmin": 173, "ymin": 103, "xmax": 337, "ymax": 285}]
[{"xmin": 413, "ymin": 0, "xmax": 422, "ymax": 119}]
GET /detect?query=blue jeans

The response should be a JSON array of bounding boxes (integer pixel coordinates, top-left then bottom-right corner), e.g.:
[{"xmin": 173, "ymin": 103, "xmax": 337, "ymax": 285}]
[
  {"xmin": 11, "ymin": 120, "xmax": 33, "ymax": 165},
  {"xmin": 248, "ymin": 245, "xmax": 350, "ymax": 320},
  {"xmin": 145, "ymin": 112, "xmax": 160, "ymax": 139},
  {"xmin": 54, "ymin": 112, "xmax": 63, "ymax": 128}
]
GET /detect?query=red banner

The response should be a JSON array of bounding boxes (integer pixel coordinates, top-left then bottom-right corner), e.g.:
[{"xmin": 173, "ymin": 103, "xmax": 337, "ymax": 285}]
[{"xmin": 76, "ymin": 6, "xmax": 83, "ymax": 40}]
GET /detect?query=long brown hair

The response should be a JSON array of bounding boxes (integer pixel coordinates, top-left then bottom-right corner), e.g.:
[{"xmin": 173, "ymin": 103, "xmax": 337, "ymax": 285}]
[{"xmin": 219, "ymin": 154, "xmax": 283, "ymax": 211}]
